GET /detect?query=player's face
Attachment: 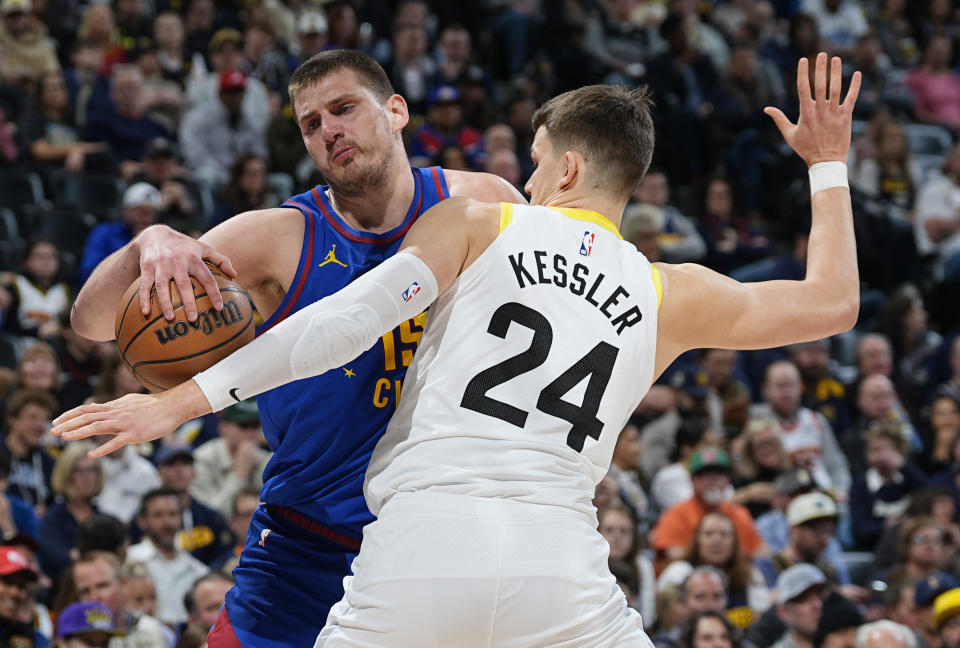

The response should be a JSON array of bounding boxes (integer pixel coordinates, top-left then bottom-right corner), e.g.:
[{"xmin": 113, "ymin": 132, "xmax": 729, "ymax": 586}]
[
  {"xmin": 294, "ymin": 70, "xmax": 408, "ymax": 198},
  {"xmin": 525, "ymin": 127, "xmax": 567, "ymax": 206}
]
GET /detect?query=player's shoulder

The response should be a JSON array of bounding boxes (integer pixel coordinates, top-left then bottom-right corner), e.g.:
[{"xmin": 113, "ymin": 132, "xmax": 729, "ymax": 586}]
[
  {"xmin": 443, "ymin": 169, "xmax": 526, "ymax": 203},
  {"xmin": 200, "ymin": 207, "xmax": 304, "ymax": 247}
]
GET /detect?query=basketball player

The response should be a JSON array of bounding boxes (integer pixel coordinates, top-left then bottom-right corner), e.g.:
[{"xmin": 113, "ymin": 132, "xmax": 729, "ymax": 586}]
[
  {"xmin": 67, "ymin": 50, "xmax": 523, "ymax": 646},
  {"xmin": 57, "ymin": 53, "xmax": 859, "ymax": 646}
]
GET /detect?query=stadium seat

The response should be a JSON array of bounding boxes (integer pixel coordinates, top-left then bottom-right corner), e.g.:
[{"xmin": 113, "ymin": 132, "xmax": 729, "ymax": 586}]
[
  {"xmin": 0, "ymin": 207, "xmax": 22, "ymax": 271},
  {"xmin": 0, "ymin": 333, "xmax": 22, "ymax": 370},
  {"xmin": 906, "ymin": 124, "xmax": 954, "ymax": 156},
  {"xmin": 0, "ymin": 169, "xmax": 46, "ymax": 212},
  {"xmin": 50, "ymin": 171, "xmax": 126, "ymax": 220},
  {"xmin": 914, "ymin": 153, "xmax": 946, "ymax": 183},
  {"xmin": 840, "ymin": 551, "xmax": 876, "ymax": 587},
  {"xmin": 33, "ymin": 207, "xmax": 97, "ymax": 265}
]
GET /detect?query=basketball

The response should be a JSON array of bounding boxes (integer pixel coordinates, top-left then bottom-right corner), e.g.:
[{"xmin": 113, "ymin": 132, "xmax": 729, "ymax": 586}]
[{"xmin": 114, "ymin": 264, "xmax": 255, "ymax": 392}]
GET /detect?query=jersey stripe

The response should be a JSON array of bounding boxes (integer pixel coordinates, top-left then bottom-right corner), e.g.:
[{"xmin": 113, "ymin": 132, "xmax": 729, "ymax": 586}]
[
  {"xmin": 312, "ymin": 174, "xmax": 425, "ymax": 245},
  {"xmin": 258, "ymin": 201, "xmax": 316, "ymax": 335},
  {"xmin": 651, "ymin": 264, "xmax": 663, "ymax": 310},
  {"xmin": 429, "ymin": 166, "xmax": 446, "ymax": 199}
]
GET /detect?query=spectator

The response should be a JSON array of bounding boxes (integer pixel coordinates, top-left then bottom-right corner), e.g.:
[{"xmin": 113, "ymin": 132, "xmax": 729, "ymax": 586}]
[
  {"xmin": 631, "ymin": 168, "xmax": 707, "ymax": 264},
  {"xmin": 44, "ymin": 312, "xmax": 106, "ymax": 412},
  {"xmin": 75, "ymin": 4, "xmax": 122, "ymax": 75},
  {"xmin": 293, "ymin": 13, "xmax": 328, "ymax": 64},
  {"xmin": 380, "ymin": 21, "xmax": 434, "ymax": 115},
  {"xmin": 768, "ymin": 493, "xmax": 848, "ymax": 586},
  {"xmin": 608, "ymin": 424, "xmax": 649, "ymax": 525},
  {"xmin": 651, "ymin": 417, "xmax": 720, "ymax": 512},
  {"xmin": 211, "ymin": 153, "xmax": 278, "ymax": 227},
  {"xmin": 917, "ymin": 576, "xmax": 960, "ymax": 646},
  {"xmin": 325, "ymin": 1, "xmax": 364, "ymax": 52},
  {"xmin": 582, "ymin": 0, "xmax": 661, "ymax": 87},
  {"xmin": 881, "ymin": 517, "xmax": 954, "ymax": 589},
  {"xmin": 813, "ymin": 594, "xmax": 864, "ymax": 648},
  {"xmin": 179, "ymin": 69, "xmax": 268, "ymax": 189},
  {"xmin": 39, "ymin": 442, "xmax": 101, "ymax": 581},
  {"xmin": 138, "ymin": 445, "xmax": 233, "ymax": 568},
  {"xmin": 850, "ymin": 374, "xmax": 919, "ymax": 470},
  {"xmin": 75, "ymin": 514, "xmax": 127, "ymax": 560},
  {"xmin": 849, "ymin": 422, "xmax": 928, "ymax": 550},
  {"xmin": 0, "ymin": 447, "xmax": 37, "ymax": 541},
  {"xmin": 125, "ymin": 489, "xmax": 208, "ymax": 626},
  {"xmin": 883, "ymin": 580, "xmax": 922, "ymax": 637},
  {"xmin": 730, "ymin": 418, "xmax": 789, "ymax": 519},
  {"xmin": 408, "ymin": 84, "xmax": 483, "ymax": 169},
  {"xmin": 653, "ymin": 567, "xmax": 730, "ymax": 648},
  {"xmin": 485, "ymin": 149, "xmax": 522, "ymax": 194},
  {"xmin": 771, "ymin": 564, "xmax": 827, "ymax": 648},
  {"xmin": 651, "ymin": 447, "xmax": 764, "ymax": 572},
  {"xmin": 78, "ymin": 182, "xmax": 161, "ymax": 285},
  {"xmin": 598, "ymin": 504, "xmax": 657, "ymax": 628},
  {"xmin": 224, "ymin": 488, "xmax": 258, "ymax": 570},
  {"xmin": 127, "ymin": 42, "xmax": 184, "ymax": 133},
  {"xmin": 14, "ymin": 343, "xmax": 64, "ymax": 414},
  {"xmin": 3, "ymin": 390, "xmax": 55, "ymax": 515},
  {"xmin": 877, "ymin": 284, "xmax": 943, "ymax": 403},
  {"xmin": 20, "ymin": 71, "xmax": 110, "ymax": 175},
  {"xmin": 63, "ymin": 39, "xmax": 108, "ymax": 132},
  {"xmin": 854, "ymin": 621, "xmax": 916, "ymax": 648},
  {"xmin": 800, "ymin": 0, "xmax": 869, "ymax": 56},
  {"xmin": 751, "ymin": 361, "xmax": 851, "ymax": 496},
  {"xmin": 658, "ymin": 510, "xmax": 770, "ymax": 629},
  {"xmin": 702, "ymin": 349, "xmax": 751, "ymax": 438},
  {"xmin": 127, "ymin": 137, "xmax": 203, "ymax": 232},
  {"xmin": 182, "ymin": 572, "xmax": 232, "ymax": 635},
  {"xmin": 120, "ymin": 561, "xmax": 156, "ymax": 620},
  {"xmin": 242, "ymin": 20, "xmax": 289, "ymax": 100},
  {"xmin": 789, "ymin": 340, "xmax": 853, "ymax": 437},
  {"xmin": 185, "ymin": 28, "xmax": 271, "ymax": 135},
  {"xmin": 0, "ymin": 0, "xmax": 59, "ymax": 89},
  {"xmin": 153, "ymin": 13, "xmax": 187, "ymax": 86},
  {"xmin": 182, "ymin": 0, "xmax": 214, "ymax": 66},
  {"xmin": 0, "ymin": 240, "xmax": 70, "ymax": 340},
  {"xmin": 935, "ymin": 338, "xmax": 960, "ymax": 403},
  {"xmin": 939, "ymin": 588, "xmax": 960, "ymax": 648},
  {"xmin": 54, "ymin": 600, "xmax": 120, "ymax": 648},
  {"xmin": 621, "ymin": 203, "xmax": 665, "ymax": 264},
  {"xmin": 0, "ymin": 546, "xmax": 45, "ymax": 647},
  {"xmin": 851, "ymin": 121, "xmax": 920, "ymax": 218},
  {"xmin": 114, "ymin": 0, "xmax": 150, "ymax": 45},
  {"xmin": 915, "ymin": 143, "xmax": 960, "ymax": 282},
  {"xmin": 921, "ymin": 395, "xmax": 960, "ymax": 476},
  {"xmin": 696, "ymin": 177, "xmax": 770, "ymax": 276},
  {"xmin": 70, "ymin": 551, "xmax": 167, "ymax": 647},
  {"xmin": 191, "ymin": 398, "xmax": 269, "ymax": 520},
  {"xmin": 873, "ymin": 0, "xmax": 920, "ymax": 70},
  {"xmin": 904, "ymin": 35, "xmax": 960, "ymax": 133},
  {"xmin": 681, "ymin": 610, "xmax": 741, "ymax": 648},
  {"xmin": 84, "ymin": 65, "xmax": 170, "ymax": 173}
]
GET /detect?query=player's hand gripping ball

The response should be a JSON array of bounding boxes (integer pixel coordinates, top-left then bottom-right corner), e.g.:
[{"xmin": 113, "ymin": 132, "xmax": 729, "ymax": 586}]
[{"xmin": 115, "ymin": 263, "xmax": 255, "ymax": 392}]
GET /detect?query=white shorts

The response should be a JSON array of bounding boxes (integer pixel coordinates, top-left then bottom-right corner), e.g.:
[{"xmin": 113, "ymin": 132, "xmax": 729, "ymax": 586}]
[{"xmin": 315, "ymin": 492, "xmax": 650, "ymax": 648}]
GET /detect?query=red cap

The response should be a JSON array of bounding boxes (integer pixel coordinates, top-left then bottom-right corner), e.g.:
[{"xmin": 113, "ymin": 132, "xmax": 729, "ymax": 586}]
[
  {"xmin": 219, "ymin": 70, "xmax": 247, "ymax": 92},
  {"xmin": 0, "ymin": 546, "xmax": 36, "ymax": 578}
]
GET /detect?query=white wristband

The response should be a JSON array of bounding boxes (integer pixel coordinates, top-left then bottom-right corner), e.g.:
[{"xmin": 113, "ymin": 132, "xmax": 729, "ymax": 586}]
[{"xmin": 808, "ymin": 161, "xmax": 848, "ymax": 196}]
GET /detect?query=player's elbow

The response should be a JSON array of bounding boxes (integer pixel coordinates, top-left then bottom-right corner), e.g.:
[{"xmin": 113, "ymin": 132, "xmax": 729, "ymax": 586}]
[{"xmin": 70, "ymin": 299, "xmax": 114, "ymax": 342}]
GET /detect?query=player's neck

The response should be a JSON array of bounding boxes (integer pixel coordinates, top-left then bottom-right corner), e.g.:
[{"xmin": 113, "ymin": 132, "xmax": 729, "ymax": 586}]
[
  {"xmin": 540, "ymin": 190, "xmax": 628, "ymax": 231},
  {"xmin": 327, "ymin": 156, "xmax": 415, "ymax": 233}
]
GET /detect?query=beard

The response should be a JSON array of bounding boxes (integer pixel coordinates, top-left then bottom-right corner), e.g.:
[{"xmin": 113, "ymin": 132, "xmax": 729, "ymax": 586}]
[{"xmin": 326, "ymin": 148, "xmax": 392, "ymax": 198}]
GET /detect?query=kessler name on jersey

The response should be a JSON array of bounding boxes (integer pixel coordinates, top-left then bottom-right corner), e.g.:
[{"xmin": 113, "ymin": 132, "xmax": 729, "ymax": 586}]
[{"xmin": 508, "ymin": 250, "xmax": 643, "ymax": 334}]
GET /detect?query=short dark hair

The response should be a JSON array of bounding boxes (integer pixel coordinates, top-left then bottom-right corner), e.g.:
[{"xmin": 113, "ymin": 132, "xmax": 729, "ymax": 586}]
[
  {"xmin": 5, "ymin": 389, "xmax": 57, "ymax": 420},
  {"xmin": 681, "ymin": 610, "xmax": 741, "ymax": 648},
  {"xmin": 288, "ymin": 49, "xmax": 394, "ymax": 107},
  {"xmin": 184, "ymin": 572, "xmax": 235, "ymax": 614},
  {"xmin": 76, "ymin": 514, "xmax": 129, "ymax": 555},
  {"xmin": 139, "ymin": 487, "xmax": 181, "ymax": 516},
  {"xmin": 531, "ymin": 84, "xmax": 655, "ymax": 198}
]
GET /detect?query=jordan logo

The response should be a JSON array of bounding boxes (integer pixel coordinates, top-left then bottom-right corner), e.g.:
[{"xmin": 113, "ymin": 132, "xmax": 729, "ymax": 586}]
[{"xmin": 319, "ymin": 244, "xmax": 348, "ymax": 268}]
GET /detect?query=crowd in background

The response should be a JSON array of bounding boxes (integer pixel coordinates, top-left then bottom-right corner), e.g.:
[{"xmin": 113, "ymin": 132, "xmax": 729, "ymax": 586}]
[{"xmin": 1, "ymin": 0, "xmax": 960, "ymax": 646}]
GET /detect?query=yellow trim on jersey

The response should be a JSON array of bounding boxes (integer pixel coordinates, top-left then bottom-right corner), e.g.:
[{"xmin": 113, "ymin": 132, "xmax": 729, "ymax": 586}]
[
  {"xmin": 651, "ymin": 264, "xmax": 663, "ymax": 310},
  {"xmin": 552, "ymin": 207, "xmax": 623, "ymax": 239},
  {"xmin": 499, "ymin": 203, "xmax": 514, "ymax": 234}
]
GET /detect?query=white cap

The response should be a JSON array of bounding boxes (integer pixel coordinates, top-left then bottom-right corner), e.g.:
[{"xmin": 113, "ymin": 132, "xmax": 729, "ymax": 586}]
[
  {"xmin": 787, "ymin": 492, "xmax": 839, "ymax": 527},
  {"xmin": 122, "ymin": 182, "xmax": 162, "ymax": 209},
  {"xmin": 297, "ymin": 12, "xmax": 327, "ymax": 35}
]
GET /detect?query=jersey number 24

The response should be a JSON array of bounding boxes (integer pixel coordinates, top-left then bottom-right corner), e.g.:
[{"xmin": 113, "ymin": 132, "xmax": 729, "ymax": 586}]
[{"xmin": 461, "ymin": 302, "xmax": 619, "ymax": 452}]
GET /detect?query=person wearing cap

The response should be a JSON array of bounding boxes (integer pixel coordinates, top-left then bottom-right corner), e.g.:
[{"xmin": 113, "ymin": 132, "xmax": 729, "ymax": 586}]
[
  {"xmin": 179, "ymin": 66, "xmax": 268, "ymax": 188},
  {"xmin": 936, "ymin": 588, "xmax": 960, "ymax": 648},
  {"xmin": 54, "ymin": 601, "xmax": 123, "ymax": 648},
  {"xmin": 915, "ymin": 574, "xmax": 960, "ymax": 648},
  {"xmin": 408, "ymin": 83, "xmax": 485, "ymax": 169},
  {"xmin": 771, "ymin": 564, "xmax": 828, "ymax": 648},
  {"xmin": 0, "ymin": 545, "xmax": 46, "ymax": 647},
  {"xmin": 191, "ymin": 399, "xmax": 270, "ymax": 519},
  {"xmin": 128, "ymin": 137, "xmax": 203, "ymax": 231},
  {"xmin": 750, "ymin": 361, "xmax": 851, "ymax": 495},
  {"xmin": 813, "ymin": 592, "xmax": 863, "ymax": 648},
  {"xmin": 651, "ymin": 418, "xmax": 724, "ymax": 511},
  {"xmin": 788, "ymin": 339, "xmax": 853, "ymax": 436},
  {"xmin": 631, "ymin": 168, "xmax": 707, "ymax": 264},
  {"xmin": 128, "ymin": 445, "xmax": 233, "ymax": 568},
  {"xmin": 0, "ymin": 0, "xmax": 59, "ymax": 89},
  {"xmin": 126, "ymin": 489, "xmax": 209, "ymax": 626},
  {"xmin": 670, "ymin": 363, "xmax": 714, "ymax": 421},
  {"xmin": 294, "ymin": 12, "xmax": 328, "ymax": 63},
  {"xmin": 652, "ymin": 446, "xmax": 765, "ymax": 571},
  {"xmin": 184, "ymin": 27, "xmax": 271, "ymax": 133},
  {"xmin": 78, "ymin": 182, "xmax": 162, "ymax": 284}
]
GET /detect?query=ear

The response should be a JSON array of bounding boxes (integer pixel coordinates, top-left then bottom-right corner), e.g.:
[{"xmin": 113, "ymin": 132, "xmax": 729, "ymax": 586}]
[
  {"xmin": 559, "ymin": 150, "xmax": 581, "ymax": 190},
  {"xmin": 386, "ymin": 94, "xmax": 410, "ymax": 133}
]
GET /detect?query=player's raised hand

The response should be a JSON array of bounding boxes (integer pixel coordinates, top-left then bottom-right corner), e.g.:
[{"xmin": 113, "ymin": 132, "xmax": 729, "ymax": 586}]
[
  {"xmin": 135, "ymin": 225, "xmax": 238, "ymax": 322},
  {"xmin": 763, "ymin": 53, "xmax": 862, "ymax": 167}
]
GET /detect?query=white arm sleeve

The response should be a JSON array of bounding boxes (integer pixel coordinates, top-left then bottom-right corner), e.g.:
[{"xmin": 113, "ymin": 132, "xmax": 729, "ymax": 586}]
[{"xmin": 193, "ymin": 252, "xmax": 439, "ymax": 412}]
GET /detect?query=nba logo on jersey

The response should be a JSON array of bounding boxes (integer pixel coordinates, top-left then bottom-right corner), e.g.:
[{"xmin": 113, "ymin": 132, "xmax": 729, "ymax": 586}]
[
  {"xmin": 402, "ymin": 282, "xmax": 421, "ymax": 302},
  {"xmin": 580, "ymin": 231, "xmax": 595, "ymax": 257}
]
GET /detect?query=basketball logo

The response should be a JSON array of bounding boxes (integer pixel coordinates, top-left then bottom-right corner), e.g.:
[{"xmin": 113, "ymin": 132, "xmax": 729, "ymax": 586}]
[{"xmin": 580, "ymin": 231, "xmax": 595, "ymax": 257}]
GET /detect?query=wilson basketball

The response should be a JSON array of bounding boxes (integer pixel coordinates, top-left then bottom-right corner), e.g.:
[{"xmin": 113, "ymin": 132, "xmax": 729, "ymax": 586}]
[{"xmin": 114, "ymin": 264, "xmax": 255, "ymax": 392}]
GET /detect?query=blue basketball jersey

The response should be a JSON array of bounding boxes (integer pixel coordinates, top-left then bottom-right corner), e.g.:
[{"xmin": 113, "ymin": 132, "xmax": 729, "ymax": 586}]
[{"xmin": 254, "ymin": 166, "xmax": 449, "ymax": 542}]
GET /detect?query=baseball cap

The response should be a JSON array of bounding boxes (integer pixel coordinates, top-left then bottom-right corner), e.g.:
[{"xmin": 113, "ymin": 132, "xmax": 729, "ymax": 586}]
[
  {"xmin": 813, "ymin": 593, "xmax": 863, "ymax": 648},
  {"xmin": 209, "ymin": 27, "xmax": 242, "ymax": 53},
  {"xmin": 669, "ymin": 364, "xmax": 710, "ymax": 398},
  {"xmin": 56, "ymin": 601, "xmax": 124, "ymax": 638},
  {"xmin": 917, "ymin": 572, "xmax": 960, "ymax": 607},
  {"xmin": 689, "ymin": 447, "xmax": 731, "ymax": 475},
  {"xmin": 122, "ymin": 182, "xmax": 162, "ymax": 209},
  {"xmin": 787, "ymin": 493, "xmax": 839, "ymax": 527},
  {"xmin": 936, "ymin": 588, "xmax": 960, "ymax": 629},
  {"xmin": 427, "ymin": 84, "xmax": 460, "ymax": 107},
  {"xmin": 297, "ymin": 12, "xmax": 328, "ymax": 35},
  {"xmin": 775, "ymin": 468, "xmax": 815, "ymax": 496},
  {"xmin": 776, "ymin": 563, "xmax": 827, "ymax": 605},
  {"xmin": 219, "ymin": 69, "xmax": 247, "ymax": 92},
  {"xmin": 0, "ymin": 546, "xmax": 36, "ymax": 579},
  {"xmin": 222, "ymin": 398, "xmax": 259, "ymax": 425},
  {"xmin": 154, "ymin": 444, "xmax": 193, "ymax": 466},
  {"xmin": 144, "ymin": 137, "xmax": 176, "ymax": 160},
  {"xmin": 0, "ymin": 0, "xmax": 30, "ymax": 14}
]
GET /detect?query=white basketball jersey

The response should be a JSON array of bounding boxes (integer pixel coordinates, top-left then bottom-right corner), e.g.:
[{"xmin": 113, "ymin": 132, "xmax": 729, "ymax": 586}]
[{"xmin": 365, "ymin": 203, "xmax": 662, "ymax": 518}]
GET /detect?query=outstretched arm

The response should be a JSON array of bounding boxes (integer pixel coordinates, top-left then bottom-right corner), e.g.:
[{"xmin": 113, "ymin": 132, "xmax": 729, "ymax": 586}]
[
  {"xmin": 52, "ymin": 197, "xmax": 493, "ymax": 457},
  {"xmin": 653, "ymin": 54, "xmax": 862, "ymax": 377}
]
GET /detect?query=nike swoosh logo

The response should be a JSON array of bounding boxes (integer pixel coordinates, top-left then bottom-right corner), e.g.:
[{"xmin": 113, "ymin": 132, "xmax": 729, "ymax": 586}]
[{"xmin": 229, "ymin": 388, "xmax": 240, "ymax": 403}]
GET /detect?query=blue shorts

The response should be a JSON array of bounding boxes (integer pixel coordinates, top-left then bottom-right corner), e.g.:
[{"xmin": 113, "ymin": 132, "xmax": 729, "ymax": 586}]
[{"xmin": 208, "ymin": 505, "xmax": 360, "ymax": 647}]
